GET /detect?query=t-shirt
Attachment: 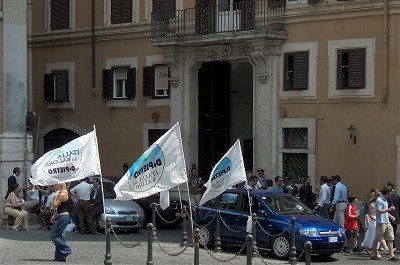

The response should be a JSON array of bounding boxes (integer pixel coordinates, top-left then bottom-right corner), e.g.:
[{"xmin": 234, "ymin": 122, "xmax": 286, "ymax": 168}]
[
  {"xmin": 376, "ymin": 196, "xmax": 390, "ymax": 224},
  {"xmin": 344, "ymin": 203, "xmax": 358, "ymax": 230}
]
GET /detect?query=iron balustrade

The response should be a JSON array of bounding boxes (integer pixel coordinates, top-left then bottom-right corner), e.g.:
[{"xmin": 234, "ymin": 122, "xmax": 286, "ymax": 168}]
[{"xmin": 151, "ymin": 0, "xmax": 285, "ymax": 41}]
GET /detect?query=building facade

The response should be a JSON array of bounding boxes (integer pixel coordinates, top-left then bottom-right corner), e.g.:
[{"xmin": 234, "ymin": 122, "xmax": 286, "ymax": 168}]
[{"xmin": 29, "ymin": 0, "xmax": 400, "ymax": 198}]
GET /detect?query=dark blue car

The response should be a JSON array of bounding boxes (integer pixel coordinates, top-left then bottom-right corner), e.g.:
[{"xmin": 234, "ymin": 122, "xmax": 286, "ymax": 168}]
[{"xmin": 194, "ymin": 189, "xmax": 345, "ymax": 259}]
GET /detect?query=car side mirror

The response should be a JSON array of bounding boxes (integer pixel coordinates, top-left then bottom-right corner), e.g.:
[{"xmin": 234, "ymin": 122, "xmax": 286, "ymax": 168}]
[{"xmin": 256, "ymin": 209, "xmax": 268, "ymax": 217}]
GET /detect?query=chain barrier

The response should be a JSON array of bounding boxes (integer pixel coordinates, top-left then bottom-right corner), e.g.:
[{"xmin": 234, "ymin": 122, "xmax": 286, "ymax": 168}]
[
  {"xmin": 255, "ymin": 219, "xmax": 286, "ymax": 237},
  {"xmin": 203, "ymin": 241, "xmax": 247, "ymax": 263},
  {"xmin": 155, "ymin": 207, "xmax": 182, "ymax": 224},
  {"xmin": 219, "ymin": 214, "xmax": 247, "ymax": 233},
  {"xmin": 252, "ymin": 242, "xmax": 269, "ymax": 265},
  {"xmin": 187, "ymin": 211, "xmax": 218, "ymax": 228},
  {"xmin": 154, "ymin": 236, "xmax": 190, "ymax": 256},
  {"xmin": 296, "ymin": 250, "xmax": 305, "ymax": 262},
  {"xmin": 110, "ymin": 226, "xmax": 143, "ymax": 249}
]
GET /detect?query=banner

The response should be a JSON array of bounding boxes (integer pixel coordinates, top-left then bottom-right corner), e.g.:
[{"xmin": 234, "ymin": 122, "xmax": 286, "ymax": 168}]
[
  {"xmin": 30, "ymin": 128, "xmax": 102, "ymax": 186},
  {"xmin": 114, "ymin": 122, "xmax": 187, "ymax": 200},
  {"xmin": 199, "ymin": 139, "xmax": 247, "ymax": 206}
]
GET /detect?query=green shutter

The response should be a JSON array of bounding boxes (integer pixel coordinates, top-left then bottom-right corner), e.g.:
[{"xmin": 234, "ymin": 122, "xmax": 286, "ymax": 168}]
[
  {"xmin": 54, "ymin": 70, "xmax": 69, "ymax": 102},
  {"xmin": 111, "ymin": 0, "xmax": 132, "ymax": 24},
  {"xmin": 348, "ymin": 49, "xmax": 366, "ymax": 89},
  {"xmin": 51, "ymin": 0, "xmax": 70, "ymax": 31},
  {"xmin": 44, "ymin": 73, "xmax": 55, "ymax": 102},
  {"xmin": 293, "ymin": 51, "xmax": 309, "ymax": 90},
  {"xmin": 102, "ymin": 69, "xmax": 113, "ymax": 99},
  {"xmin": 143, "ymin": 66, "xmax": 155, "ymax": 97},
  {"xmin": 337, "ymin": 50, "xmax": 344, "ymax": 89},
  {"xmin": 126, "ymin": 68, "xmax": 136, "ymax": 99}
]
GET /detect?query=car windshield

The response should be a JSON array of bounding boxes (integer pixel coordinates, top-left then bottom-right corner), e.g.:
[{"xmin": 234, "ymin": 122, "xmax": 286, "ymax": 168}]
[
  {"xmin": 261, "ymin": 195, "xmax": 313, "ymax": 215},
  {"xmin": 103, "ymin": 181, "xmax": 116, "ymax": 199}
]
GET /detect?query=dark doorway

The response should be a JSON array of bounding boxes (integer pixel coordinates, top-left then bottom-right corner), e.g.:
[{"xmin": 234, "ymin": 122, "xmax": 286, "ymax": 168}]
[
  {"xmin": 43, "ymin": 128, "xmax": 80, "ymax": 153},
  {"xmin": 198, "ymin": 61, "xmax": 230, "ymax": 180}
]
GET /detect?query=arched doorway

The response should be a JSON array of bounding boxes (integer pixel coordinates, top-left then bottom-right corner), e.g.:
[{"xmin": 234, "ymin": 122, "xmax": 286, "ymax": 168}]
[{"xmin": 43, "ymin": 128, "xmax": 80, "ymax": 153}]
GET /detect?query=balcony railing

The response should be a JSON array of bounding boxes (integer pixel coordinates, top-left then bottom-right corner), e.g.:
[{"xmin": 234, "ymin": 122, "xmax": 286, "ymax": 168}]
[{"xmin": 151, "ymin": 0, "xmax": 285, "ymax": 43}]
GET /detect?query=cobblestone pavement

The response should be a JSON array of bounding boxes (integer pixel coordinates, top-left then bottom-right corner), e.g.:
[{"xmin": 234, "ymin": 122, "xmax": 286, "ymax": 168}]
[{"xmin": 0, "ymin": 220, "xmax": 290, "ymax": 265}]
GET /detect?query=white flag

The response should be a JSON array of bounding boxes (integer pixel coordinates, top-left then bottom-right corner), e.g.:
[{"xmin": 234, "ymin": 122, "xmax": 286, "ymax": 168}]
[
  {"xmin": 30, "ymin": 128, "xmax": 102, "ymax": 186},
  {"xmin": 199, "ymin": 139, "xmax": 247, "ymax": 206},
  {"xmin": 114, "ymin": 122, "xmax": 187, "ymax": 200}
]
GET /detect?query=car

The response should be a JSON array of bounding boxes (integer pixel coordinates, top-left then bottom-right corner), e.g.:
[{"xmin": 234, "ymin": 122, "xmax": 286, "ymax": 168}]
[
  {"xmin": 92, "ymin": 177, "xmax": 146, "ymax": 233},
  {"xmin": 134, "ymin": 193, "xmax": 190, "ymax": 228},
  {"xmin": 194, "ymin": 189, "xmax": 345, "ymax": 259}
]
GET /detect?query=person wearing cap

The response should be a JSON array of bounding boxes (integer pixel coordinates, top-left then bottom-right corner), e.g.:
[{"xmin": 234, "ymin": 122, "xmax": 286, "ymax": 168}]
[
  {"xmin": 256, "ymin": 168, "xmax": 268, "ymax": 188},
  {"xmin": 244, "ymin": 175, "xmax": 259, "ymax": 190}
]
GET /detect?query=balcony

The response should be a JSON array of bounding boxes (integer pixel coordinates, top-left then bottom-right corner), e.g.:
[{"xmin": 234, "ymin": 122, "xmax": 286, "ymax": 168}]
[{"xmin": 151, "ymin": 0, "xmax": 287, "ymax": 47}]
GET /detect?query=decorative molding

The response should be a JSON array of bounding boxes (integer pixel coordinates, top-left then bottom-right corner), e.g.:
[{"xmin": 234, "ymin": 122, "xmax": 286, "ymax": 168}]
[
  {"xmin": 192, "ymin": 43, "xmax": 252, "ymax": 61},
  {"xmin": 164, "ymin": 48, "xmax": 180, "ymax": 88},
  {"xmin": 250, "ymin": 44, "xmax": 271, "ymax": 84}
]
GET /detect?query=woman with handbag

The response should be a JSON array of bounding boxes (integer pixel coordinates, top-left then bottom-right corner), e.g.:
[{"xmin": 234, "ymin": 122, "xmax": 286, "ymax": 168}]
[{"xmin": 4, "ymin": 183, "xmax": 28, "ymax": 231}]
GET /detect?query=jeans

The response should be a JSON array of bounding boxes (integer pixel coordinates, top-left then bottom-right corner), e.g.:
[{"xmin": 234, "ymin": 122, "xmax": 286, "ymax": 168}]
[
  {"xmin": 51, "ymin": 214, "xmax": 71, "ymax": 261},
  {"xmin": 319, "ymin": 203, "xmax": 331, "ymax": 220}
]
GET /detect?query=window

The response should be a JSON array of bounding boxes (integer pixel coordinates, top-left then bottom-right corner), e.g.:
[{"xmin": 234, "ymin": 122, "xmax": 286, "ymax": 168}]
[
  {"xmin": 337, "ymin": 48, "xmax": 366, "ymax": 90},
  {"xmin": 148, "ymin": 129, "xmax": 168, "ymax": 147},
  {"xmin": 143, "ymin": 65, "xmax": 170, "ymax": 98},
  {"xmin": 152, "ymin": 0, "xmax": 176, "ymax": 19},
  {"xmin": 284, "ymin": 51, "xmax": 309, "ymax": 91},
  {"xmin": 44, "ymin": 62, "xmax": 75, "ymax": 109},
  {"xmin": 328, "ymin": 38, "xmax": 375, "ymax": 98},
  {"xmin": 103, "ymin": 68, "xmax": 136, "ymax": 99},
  {"xmin": 50, "ymin": 0, "xmax": 70, "ymax": 30},
  {"xmin": 217, "ymin": 193, "xmax": 238, "ymax": 210},
  {"xmin": 111, "ymin": 0, "xmax": 132, "ymax": 24},
  {"xmin": 142, "ymin": 123, "xmax": 170, "ymax": 151},
  {"xmin": 279, "ymin": 118, "xmax": 316, "ymax": 186}
]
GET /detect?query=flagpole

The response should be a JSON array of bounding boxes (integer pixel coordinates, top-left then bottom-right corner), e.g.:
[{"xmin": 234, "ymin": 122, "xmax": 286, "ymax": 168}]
[
  {"xmin": 184, "ymin": 181, "xmax": 194, "ymax": 237},
  {"xmin": 93, "ymin": 125, "xmax": 106, "ymax": 227}
]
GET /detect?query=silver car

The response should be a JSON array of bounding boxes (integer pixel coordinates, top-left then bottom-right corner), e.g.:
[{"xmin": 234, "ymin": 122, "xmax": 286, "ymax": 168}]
[{"xmin": 95, "ymin": 177, "xmax": 145, "ymax": 233}]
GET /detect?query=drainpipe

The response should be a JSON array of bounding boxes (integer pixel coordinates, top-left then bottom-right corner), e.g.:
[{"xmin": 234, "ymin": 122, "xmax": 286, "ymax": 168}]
[
  {"xmin": 26, "ymin": 0, "xmax": 33, "ymax": 185},
  {"xmin": 382, "ymin": 0, "xmax": 389, "ymax": 103},
  {"xmin": 91, "ymin": 0, "xmax": 96, "ymax": 96}
]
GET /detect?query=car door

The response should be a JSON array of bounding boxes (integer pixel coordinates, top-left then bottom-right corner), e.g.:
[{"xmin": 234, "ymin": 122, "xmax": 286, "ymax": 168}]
[{"xmin": 216, "ymin": 191, "xmax": 243, "ymax": 243}]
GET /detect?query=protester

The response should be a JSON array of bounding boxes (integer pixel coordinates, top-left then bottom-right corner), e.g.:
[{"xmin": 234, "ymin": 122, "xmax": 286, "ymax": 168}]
[
  {"xmin": 22, "ymin": 181, "xmax": 40, "ymax": 214},
  {"xmin": 243, "ymin": 175, "xmax": 259, "ymax": 190},
  {"xmin": 269, "ymin": 176, "xmax": 284, "ymax": 193},
  {"xmin": 90, "ymin": 177, "xmax": 103, "ymax": 233},
  {"xmin": 4, "ymin": 183, "xmax": 29, "ymax": 231},
  {"xmin": 299, "ymin": 176, "xmax": 314, "ymax": 209},
  {"xmin": 344, "ymin": 195, "xmax": 362, "ymax": 252},
  {"xmin": 246, "ymin": 172, "xmax": 263, "ymax": 190},
  {"xmin": 256, "ymin": 168, "xmax": 268, "ymax": 189},
  {"xmin": 51, "ymin": 183, "xmax": 72, "ymax": 262},
  {"xmin": 188, "ymin": 163, "xmax": 204, "ymax": 211},
  {"xmin": 370, "ymin": 186, "xmax": 399, "ymax": 261},
  {"xmin": 122, "ymin": 162, "xmax": 129, "ymax": 174},
  {"xmin": 387, "ymin": 182, "xmax": 400, "ymax": 250},
  {"xmin": 283, "ymin": 176, "xmax": 298, "ymax": 197},
  {"xmin": 329, "ymin": 175, "xmax": 348, "ymax": 228},
  {"xmin": 38, "ymin": 190, "xmax": 56, "ymax": 230},
  {"xmin": 5, "ymin": 167, "xmax": 21, "ymax": 199},
  {"xmin": 315, "ymin": 175, "xmax": 331, "ymax": 219}
]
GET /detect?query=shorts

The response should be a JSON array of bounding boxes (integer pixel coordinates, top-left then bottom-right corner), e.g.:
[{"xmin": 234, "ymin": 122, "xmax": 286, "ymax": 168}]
[
  {"xmin": 345, "ymin": 228, "xmax": 359, "ymax": 239},
  {"xmin": 375, "ymin": 223, "xmax": 394, "ymax": 242}
]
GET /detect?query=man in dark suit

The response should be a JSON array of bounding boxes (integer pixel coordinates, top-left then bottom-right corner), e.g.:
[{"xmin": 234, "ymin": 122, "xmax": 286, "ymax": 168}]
[
  {"xmin": 90, "ymin": 177, "xmax": 103, "ymax": 233},
  {"xmin": 5, "ymin": 167, "xmax": 21, "ymax": 199}
]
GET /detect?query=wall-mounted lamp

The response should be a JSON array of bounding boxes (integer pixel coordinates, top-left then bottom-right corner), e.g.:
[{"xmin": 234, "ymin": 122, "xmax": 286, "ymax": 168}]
[{"xmin": 347, "ymin": 124, "xmax": 357, "ymax": 145}]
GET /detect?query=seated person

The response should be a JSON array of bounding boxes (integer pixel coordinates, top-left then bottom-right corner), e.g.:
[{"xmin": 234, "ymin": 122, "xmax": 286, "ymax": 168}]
[
  {"xmin": 5, "ymin": 184, "xmax": 29, "ymax": 231},
  {"xmin": 38, "ymin": 190, "xmax": 56, "ymax": 230},
  {"xmin": 22, "ymin": 181, "xmax": 40, "ymax": 214}
]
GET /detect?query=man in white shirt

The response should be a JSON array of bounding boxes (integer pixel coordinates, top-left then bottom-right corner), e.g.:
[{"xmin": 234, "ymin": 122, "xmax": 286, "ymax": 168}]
[
  {"xmin": 70, "ymin": 177, "xmax": 95, "ymax": 234},
  {"xmin": 315, "ymin": 175, "xmax": 331, "ymax": 219}
]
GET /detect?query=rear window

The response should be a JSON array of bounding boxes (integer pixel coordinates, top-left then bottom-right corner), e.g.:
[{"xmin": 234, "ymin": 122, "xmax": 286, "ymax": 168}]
[
  {"xmin": 103, "ymin": 181, "xmax": 116, "ymax": 199},
  {"xmin": 217, "ymin": 193, "xmax": 238, "ymax": 210},
  {"xmin": 262, "ymin": 195, "xmax": 312, "ymax": 215}
]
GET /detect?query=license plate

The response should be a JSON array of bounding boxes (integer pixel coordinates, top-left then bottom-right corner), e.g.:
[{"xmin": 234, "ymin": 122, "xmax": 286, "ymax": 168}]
[
  {"xmin": 125, "ymin": 216, "xmax": 134, "ymax": 221},
  {"xmin": 328, "ymin": 237, "xmax": 338, "ymax": 243}
]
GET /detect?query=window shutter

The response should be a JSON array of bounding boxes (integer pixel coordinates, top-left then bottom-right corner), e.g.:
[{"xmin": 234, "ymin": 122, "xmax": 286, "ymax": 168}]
[
  {"xmin": 196, "ymin": 0, "xmax": 213, "ymax": 34},
  {"xmin": 54, "ymin": 71, "xmax": 69, "ymax": 102},
  {"xmin": 240, "ymin": 0, "xmax": 255, "ymax": 30},
  {"xmin": 167, "ymin": 66, "xmax": 171, "ymax": 98},
  {"xmin": 293, "ymin": 51, "xmax": 309, "ymax": 90},
  {"xmin": 111, "ymin": 0, "xmax": 132, "ymax": 24},
  {"xmin": 349, "ymin": 49, "xmax": 366, "ymax": 89},
  {"xmin": 44, "ymin": 73, "xmax": 55, "ymax": 102},
  {"xmin": 283, "ymin": 53, "xmax": 290, "ymax": 91},
  {"xmin": 152, "ymin": 0, "xmax": 161, "ymax": 11},
  {"xmin": 126, "ymin": 68, "xmax": 136, "ymax": 99},
  {"xmin": 102, "ymin": 69, "xmax": 113, "ymax": 99},
  {"xmin": 51, "ymin": 0, "xmax": 70, "ymax": 31},
  {"xmin": 143, "ymin": 66, "xmax": 155, "ymax": 97},
  {"xmin": 337, "ymin": 50, "xmax": 344, "ymax": 89}
]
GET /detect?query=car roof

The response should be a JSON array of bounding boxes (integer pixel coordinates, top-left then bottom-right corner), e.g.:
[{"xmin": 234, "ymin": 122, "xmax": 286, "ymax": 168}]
[{"xmin": 224, "ymin": 188, "xmax": 286, "ymax": 197}]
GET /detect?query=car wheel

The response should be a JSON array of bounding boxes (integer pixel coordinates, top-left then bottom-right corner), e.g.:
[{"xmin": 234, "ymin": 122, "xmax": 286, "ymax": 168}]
[
  {"xmin": 198, "ymin": 225, "xmax": 215, "ymax": 248},
  {"xmin": 270, "ymin": 233, "xmax": 290, "ymax": 259}
]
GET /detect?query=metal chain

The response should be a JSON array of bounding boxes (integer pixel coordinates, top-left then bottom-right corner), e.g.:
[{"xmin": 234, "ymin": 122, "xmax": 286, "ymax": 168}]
[
  {"xmin": 252, "ymin": 242, "xmax": 269, "ymax": 265},
  {"xmin": 203, "ymin": 241, "xmax": 247, "ymax": 263},
  {"xmin": 296, "ymin": 250, "xmax": 305, "ymax": 261},
  {"xmin": 255, "ymin": 219, "xmax": 286, "ymax": 237},
  {"xmin": 110, "ymin": 226, "xmax": 143, "ymax": 249},
  {"xmin": 187, "ymin": 211, "xmax": 218, "ymax": 228},
  {"xmin": 155, "ymin": 207, "xmax": 182, "ymax": 224},
  {"xmin": 154, "ymin": 236, "xmax": 190, "ymax": 256},
  {"xmin": 219, "ymin": 214, "xmax": 247, "ymax": 233}
]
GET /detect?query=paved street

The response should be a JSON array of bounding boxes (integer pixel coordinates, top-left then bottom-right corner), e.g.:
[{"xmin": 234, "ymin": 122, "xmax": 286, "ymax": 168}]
[{"xmin": 1, "ymin": 220, "xmax": 400, "ymax": 264}]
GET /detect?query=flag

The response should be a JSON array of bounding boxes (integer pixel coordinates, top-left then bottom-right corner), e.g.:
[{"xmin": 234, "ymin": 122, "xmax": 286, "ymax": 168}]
[
  {"xmin": 114, "ymin": 122, "xmax": 187, "ymax": 200},
  {"xmin": 159, "ymin": 190, "xmax": 170, "ymax": 210},
  {"xmin": 199, "ymin": 139, "xmax": 247, "ymax": 206},
  {"xmin": 30, "ymin": 128, "xmax": 101, "ymax": 186}
]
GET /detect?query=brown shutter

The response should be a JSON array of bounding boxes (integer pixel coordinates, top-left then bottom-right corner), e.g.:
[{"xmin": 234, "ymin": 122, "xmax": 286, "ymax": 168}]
[
  {"xmin": 51, "ymin": 0, "xmax": 70, "ymax": 31},
  {"xmin": 293, "ymin": 51, "xmax": 309, "ymax": 90},
  {"xmin": 111, "ymin": 0, "xmax": 132, "ymax": 24},
  {"xmin": 126, "ymin": 68, "xmax": 136, "ymax": 99},
  {"xmin": 283, "ymin": 53, "xmax": 290, "ymax": 91},
  {"xmin": 54, "ymin": 70, "xmax": 69, "ymax": 102},
  {"xmin": 102, "ymin": 69, "xmax": 113, "ymax": 99},
  {"xmin": 240, "ymin": 0, "xmax": 255, "ymax": 30},
  {"xmin": 196, "ymin": 0, "xmax": 213, "ymax": 34},
  {"xmin": 44, "ymin": 73, "xmax": 55, "ymax": 102},
  {"xmin": 337, "ymin": 50, "xmax": 344, "ymax": 89},
  {"xmin": 349, "ymin": 49, "xmax": 366, "ymax": 89},
  {"xmin": 143, "ymin": 66, "xmax": 155, "ymax": 97}
]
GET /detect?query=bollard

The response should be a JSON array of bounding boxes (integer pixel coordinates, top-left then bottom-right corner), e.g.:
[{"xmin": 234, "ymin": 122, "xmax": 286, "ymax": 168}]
[
  {"xmin": 214, "ymin": 211, "xmax": 221, "ymax": 252},
  {"xmin": 289, "ymin": 217, "xmax": 297, "ymax": 265},
  {"xmin": 151, "ymin": 202, "xmax": 156, "ymax": 231},
  {"xmin": 252, "ymin": 213, "xmax": 257, "ymax": 255},
  {"xmin": 146, "ymin": 223, "xmax": 154, "ymax": 265},
  {"xmin": 246, "ymin": 234, "xmax": 253, "ymax": 265},
  {"xmin": 104, "ymin": 218, "xmax": 112, "ymax": 265},
  {"xmin": 193, "ymin": 228, "xmax": 200, "ymax": 265},
  {"xmin": 304, "ymin": 241, "xmax": 312, "ymax": 265},
  {"xmin": 181, "ymin": 206, "xmax": 188, "ymax": 247}
]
